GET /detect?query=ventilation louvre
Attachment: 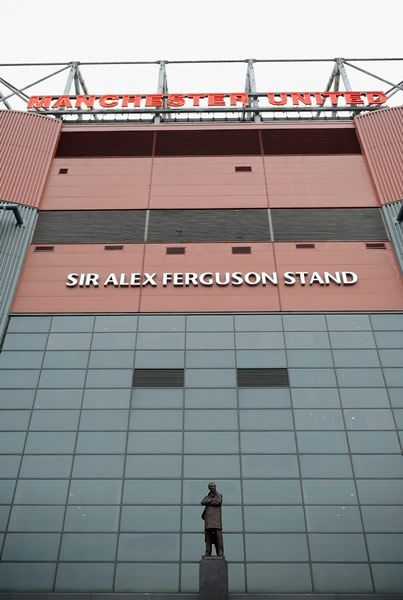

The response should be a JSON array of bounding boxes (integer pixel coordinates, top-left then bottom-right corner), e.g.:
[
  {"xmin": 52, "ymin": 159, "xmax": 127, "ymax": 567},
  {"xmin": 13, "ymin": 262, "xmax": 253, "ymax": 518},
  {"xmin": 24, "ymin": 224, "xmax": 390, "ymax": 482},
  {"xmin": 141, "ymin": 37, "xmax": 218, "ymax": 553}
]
[
  {"xmin": 296, "ymin": 243, "xmax": 315, "ymax": 249},
  {"xmin": 235, "ymin": 166, "xmax": 252, "ymax": 172},
  {"xmin": 104, "ymin": 245, "xmax": 124, "ymax": 251},
  {"xmin": 133, "ymin": 369, "xmax": 184, "ymax": 388},
  {"xmin": 232, "ymin": 246, "xmax": 251, "ymax": 254},
  {"xmin": 59, "ymin": 168, "xmax": 68, "ymax": 174},
  {"xmin": 34, "ymin": 246, "xmax": 54, "ymax": 252},
  {"xmin": 237, "ymin": 368, "xmax": 289, "ymax": 388},
  {"xmin": 166, "ymin": 247, "xmax": 185, "ymax": 255},
  {"xmin": 365, "ymin": 242, "xmax": 386, "ymax": 249}
]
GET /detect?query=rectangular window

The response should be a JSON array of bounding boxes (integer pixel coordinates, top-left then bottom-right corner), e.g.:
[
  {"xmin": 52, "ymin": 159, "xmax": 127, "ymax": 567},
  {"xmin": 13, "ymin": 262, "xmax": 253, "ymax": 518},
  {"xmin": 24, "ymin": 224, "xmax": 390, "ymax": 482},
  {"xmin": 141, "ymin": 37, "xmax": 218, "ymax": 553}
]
[
  {"xmin": 132, "ymin": 369, "xmax": 184, "ymax": 388},
  {"xmin": 237, "ymin": 368, "xmax": 289, "ymax": 387}
]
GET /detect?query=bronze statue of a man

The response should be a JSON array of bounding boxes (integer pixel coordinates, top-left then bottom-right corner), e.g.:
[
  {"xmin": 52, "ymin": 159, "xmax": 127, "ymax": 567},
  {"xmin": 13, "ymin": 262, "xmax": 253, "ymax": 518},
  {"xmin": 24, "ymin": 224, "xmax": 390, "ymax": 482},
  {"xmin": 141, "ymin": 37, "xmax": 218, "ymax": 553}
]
[{"xmin": 201, "ymin": 482, "xmax": 224, "ymax": 557}]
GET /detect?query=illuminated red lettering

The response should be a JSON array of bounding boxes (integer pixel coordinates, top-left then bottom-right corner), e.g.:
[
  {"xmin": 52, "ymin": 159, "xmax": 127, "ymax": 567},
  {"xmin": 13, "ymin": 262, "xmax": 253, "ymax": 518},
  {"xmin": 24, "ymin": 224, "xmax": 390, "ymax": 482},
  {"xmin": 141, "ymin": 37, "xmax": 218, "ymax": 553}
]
[
  {"xmin": 52, "ymin": 96, "xmax": 73, "ymax": 109},
  {"xmin": 365, "ymin": 92, "xmax": 387, "ymax": 104},
  {"xmin": 145, "ymin": 94, "xmax": 163, "ymax": 107},
  {"xmin": 313, "ymin": 92, "xmax": 324, "ymax": 105},
  {"xmin": 121, "ymin": 95, "xmax": 141, "ymax": 107},
  {"xmin": 291, "ymin": 92, "xmax": 312, "ymax": 105},
  {"xmin": 344, "ymin": 92, "xmax": 364, "ymax": 104},
  {"xmin": 322, "ymin": 92, "xmax": 342, "ymax": 105},
  {"xmin": 99, "ymin": 95, "xmax": 119, "ymax": 108},
  {"xmin": 187, "ymin": 94, "xmax": 206, "ymax": 106},
  {"xmin": 75, "ymin": 95, "xmax": 96, "ymax": 108},
  {"xmin": 230, "ymin": 93, "xmax": 248, "ymax": 106},
  {"xmin": 267, "ymin": 93, "xmax": 287, "ymax": 105},
  {"xmin": 208, "ymin": 94, "xmax": 226, "ymax": 106},
  {"xmin": 167, "ymin": 94, "xmax": 185, "ymax": 107},
  {"xmin": 27, "ymin": 96, "xmax": 52, "ymax": 109}
]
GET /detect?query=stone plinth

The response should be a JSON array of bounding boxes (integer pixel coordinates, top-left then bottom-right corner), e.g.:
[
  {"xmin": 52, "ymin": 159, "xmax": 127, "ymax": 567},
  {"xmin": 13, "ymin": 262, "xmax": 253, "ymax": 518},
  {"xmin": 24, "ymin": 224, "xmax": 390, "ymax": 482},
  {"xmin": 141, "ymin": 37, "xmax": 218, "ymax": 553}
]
[{"xmin": 199, "ymin": 556, "xmax": 228, "ymax": 600}]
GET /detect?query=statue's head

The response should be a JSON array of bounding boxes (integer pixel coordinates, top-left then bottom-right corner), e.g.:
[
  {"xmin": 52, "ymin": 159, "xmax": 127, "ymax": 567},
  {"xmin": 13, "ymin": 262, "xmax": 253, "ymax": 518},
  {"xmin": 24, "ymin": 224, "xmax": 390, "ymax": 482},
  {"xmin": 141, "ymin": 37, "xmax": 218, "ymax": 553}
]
[{"xmin": 208, "ymin": 482, "xmax": 216, "ymax": 493}]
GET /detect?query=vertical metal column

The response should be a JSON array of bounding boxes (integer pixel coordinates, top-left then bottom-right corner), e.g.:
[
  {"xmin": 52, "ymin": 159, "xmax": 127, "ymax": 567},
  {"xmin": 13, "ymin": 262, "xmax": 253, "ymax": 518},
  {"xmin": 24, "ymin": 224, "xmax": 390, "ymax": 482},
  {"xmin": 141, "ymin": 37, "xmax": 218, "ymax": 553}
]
[
  {"xmin": 245, "ymin": 59, "xmax": 260, "ymax": 122},
  {"xmin": 154, "ymin": 60, "xmax": 168, "ymax": 124}
]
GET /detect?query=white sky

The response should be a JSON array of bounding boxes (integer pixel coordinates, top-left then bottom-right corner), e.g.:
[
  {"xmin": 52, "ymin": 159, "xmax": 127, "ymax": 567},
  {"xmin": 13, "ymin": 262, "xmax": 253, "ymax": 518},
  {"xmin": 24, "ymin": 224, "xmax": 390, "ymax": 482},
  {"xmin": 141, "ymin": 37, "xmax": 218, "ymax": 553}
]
[{"xmin": 1, "ymin": 0, "xmax": 402, "ymax": 110}]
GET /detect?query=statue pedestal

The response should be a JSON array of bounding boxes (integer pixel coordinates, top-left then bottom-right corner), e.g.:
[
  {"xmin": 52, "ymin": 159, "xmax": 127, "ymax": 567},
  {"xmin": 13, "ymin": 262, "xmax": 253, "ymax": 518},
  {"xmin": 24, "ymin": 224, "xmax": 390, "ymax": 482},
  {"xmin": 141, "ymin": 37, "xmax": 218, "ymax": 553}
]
[{"xmin": 199, "ymin": 556, "xmax": 228, "ymax": 600}]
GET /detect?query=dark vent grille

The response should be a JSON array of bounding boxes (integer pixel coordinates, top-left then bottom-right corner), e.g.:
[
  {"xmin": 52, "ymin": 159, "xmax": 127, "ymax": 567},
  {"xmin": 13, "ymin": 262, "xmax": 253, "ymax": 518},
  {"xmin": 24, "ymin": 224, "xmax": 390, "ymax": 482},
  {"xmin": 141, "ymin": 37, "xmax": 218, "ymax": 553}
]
[
  {"xmin": 133, "ymin": 369, "xmax": 184, "ymax": 388},
  {"xmin": 366, "ymin": 242, "xmax": 386, "ymax": 249},
  {"xmin": 34, "ymin": 246, "xmax": 54, "ymax": 252},
  {"xmin": 237, "ymin": 368, "xmax": 289, "ymax": 388},
  {"xmin": 167, "ymin": 247, "xmax": 185, "ymax": 255},
  {"xmin": 232, "ymin": 246, "xmax": 251, "ymax": 254},
  {"xmin": 296, "ymin": 243, "xmax": 316, "ymax": 249},
  {"xmin": 235, "ymin": 166, "xmax": 252, "ymax": 172},
  {"xmin": 104, "ymin": 245, "xmax": 124, "ymax": 251},
  {"xmin": 59, "ymin": 168, "xmax": 68, "ymax": 174}
]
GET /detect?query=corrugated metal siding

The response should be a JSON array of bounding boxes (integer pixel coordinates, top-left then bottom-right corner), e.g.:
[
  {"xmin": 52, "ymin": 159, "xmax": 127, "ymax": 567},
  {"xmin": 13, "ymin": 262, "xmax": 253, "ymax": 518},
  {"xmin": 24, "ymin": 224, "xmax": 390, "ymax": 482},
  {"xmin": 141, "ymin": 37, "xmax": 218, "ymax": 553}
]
[
  {"xmin": 0, "ymin": 204, "xmax": 37, "ymax": 341},
  {"xmin": 381, "ymin": 200, "xmax": 403, "ymax": 272},
  {"xmin": 0, "ymin": 111, "xmax": 61, "ymax": 208},
  {"xmin": 355, "ymin": 107, "xmax": 402, "ymax": 205}
]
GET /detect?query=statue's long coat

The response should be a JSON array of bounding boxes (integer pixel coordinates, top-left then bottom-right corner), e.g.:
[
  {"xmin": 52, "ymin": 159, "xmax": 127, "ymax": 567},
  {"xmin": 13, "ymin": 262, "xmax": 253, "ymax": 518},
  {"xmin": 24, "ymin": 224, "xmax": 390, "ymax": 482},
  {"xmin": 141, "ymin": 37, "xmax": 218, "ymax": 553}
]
[{"xmin": 201, "ymin": 492, "xmax": 223, "ymax": 530}]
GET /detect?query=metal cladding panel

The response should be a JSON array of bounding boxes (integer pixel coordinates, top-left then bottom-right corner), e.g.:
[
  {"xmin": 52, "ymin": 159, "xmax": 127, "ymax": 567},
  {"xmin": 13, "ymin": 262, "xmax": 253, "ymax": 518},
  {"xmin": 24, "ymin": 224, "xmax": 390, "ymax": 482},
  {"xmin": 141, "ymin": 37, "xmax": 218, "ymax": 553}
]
[
  {"xmin": 381, "ymin": 200, "xmax": 403, "ymax": 272},
  {"xmin": 0, "ymin": 204, "xmax": 37, "ymax": 340},
  {"xmin": 272, "ymin": 208, "xmax": 388, "ymax": 241},
  {"xmin": 0, "ymin": 111, "xmax": 61, "ymax": 208},
  {"xmin": 355, "ymin": 107, "xmax": 403, "ymax": 205},
  {"xmin": 32, "ymin": 210, "xmax": 147, "ymax": 243}
]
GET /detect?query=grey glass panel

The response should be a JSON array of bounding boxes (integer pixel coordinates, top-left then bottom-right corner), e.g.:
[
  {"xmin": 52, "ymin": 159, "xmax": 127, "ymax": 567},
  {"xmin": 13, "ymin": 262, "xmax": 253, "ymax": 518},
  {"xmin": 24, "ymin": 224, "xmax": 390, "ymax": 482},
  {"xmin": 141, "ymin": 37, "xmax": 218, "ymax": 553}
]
[
  {"xmin": 14, "ymin": 480, "xmax": 68, "ymax": 504},
  {"xmin": 34, "ymin": 389, "xmax": 83, "ymax": 409},
  {"xmin": 86, "ymin": 369, "xmax": 132, "ymax": 388},
  {"xmin": 302, "ymin": 480, "xmax": 357, "ymax": 504},
  {"xmin": 229, "ymin": 564, "xmax": 246, "ymax": 594},
  {"xmin": 305, "ymin": 506, "xmax": 363, "ymax": 532},
  {"xmin": 372, "ymin": 564, "xmax": 403, "ymax": 593},
  {"xmin": 0, "ymin": 432, "xmax": 25, "ymax": 453},
  {"xmin": 120, "ymin": 506, "xmax": 180, "ymax": 532},
  {"xmin": 283, "ymin": 315, "xmax": 327, "ymax": 331},
  {"xmin": 374, "ymin": 331, "xmax": 403, "ymax": 348},
  {"xmin": 43, "ymin": 350, "xmax": 89, "ymax": 368},
  {"xmin": 3, "ymin": 333, "xmax": 47, "ymax": 350},
  {"xmin": 389, "ymin": 388, "xmax": 403, "ymax": 407},
  {"xmin": 357, "ymin": 480, "xmax": 403, "ymax": 504},
  {"xmin": 182, "ymin": 505, "xmax": 242, "ymax": 532},
  {"xmin": 371, "ymin": 313, "xmax": 403, "ymax": 330},
  {"xmin": 183, "ymin": 479, "xmax": 241, "ymax": 504},
  {"xmin": 291, "ymin": 389, "xmax": 340, "ymax": 408},
  {"xmin": 182, "ymin": 532, "xmax": 244, "ymax": 561},
  {"xmin": 8, "ymin": 506, "xmax": 64, "ymax": 531},
  {"xmin": 68, "ymin": 480, "xmax": 122, "ymax": 504},
  {"xmin": 245, "ymin": 533, "xmax": 308, "ymax": 561},
  {"xmin": 0, "ymin": 351, "xmax": 43, "ymax": 369},
  {"xmin": 237, "ymin": 349, "xmax": 286, "ymax": 368},
  {"xmin": 309, "ymin": 533, "xmax": 367, "ymax": 561},
  {"xmin": 186, "ymin": 350, "xmax": 235, "ymax": 368},
  {"xmin": 138, "ymin": 315, "xmax": 185, "ymax": 332},
  {"xmin": 95, "ymin": 315, "xmax": 138, "ymax": 332},
  {"xmin": 136, "ymin": 332, "xmax": 184, "ymax": 350},
  {"xmin": 235, "ymin": 315, "xmax": 282, "ymax": 331},
  {"xmin": 64, "ymin": 505, "xmax": 120, "ymax": 531},
  {"xmin": 184, "ymin": 431, "xmax": 239, "ymax": 454},
  {"xmin": 287, "ymin": 350, "xmax": 332, "ymax": 368},
  {"xmin": 60, "ymin": 533, "xmax": 117, "ymax": 560},
  {"xmin": 0, "ymin": 410, "xmax": 30, "ymax": 430},
  {"xmin": 184, "ymin": 409, "xmax": 237, "ymax": 430},
  {"xmin": 294, "ymin": 409, "xmax": 344, "ymax": 430},
  {"xmin": 47, "ymin": 333, "xmax": 91, "ymax": 350},
  {"xmin": 235, "ymin": 332, "xmax": 284, "ymax": 349},
  {"xmin": 80, "ymin": 409, "xmax": 129, "ymax": 430},
  {"xmin": 73, "ymin": 455, "xmax": 124, "ymax": 478},
  {"xmin": 185, "ymin": 388, "xmax": 237, "ymax": 408},
  {"xmin": 118, "ymin": 533, "xmax": 180, "ymax": 560},
  {"xmin": 55, "ymin": 563, "xmax": 114, "ymax": 592},
  {"xmin": 353, "ymin": 455, "xmax": 403, "ymax": 477},
  {"xmin": 239, "ymin": 409, "xmax": 292, "ymax": 430},
  {"xmin": 2, "ymin": 533, "xmax": 60, "ymax": 560},
  {"xmin": 187, "ymin": 315, "xmax": 233, "ymax": 331},
  {"xmin": 384, "ymin": 368, "xmax": 403, "ymax": 386},
  {"xmin": 25, "ymin": 432, "xmax": 76, "ymax": 454},
  {"xmin": 0, "ymin": 506, "xmax": 10, "ymax": 530},
  {"xmin": 135, "ymin": 350, "xmax": 184, "ymax": 368},
  {"xmin": 126, "ymin": 454, "xmax": 182, "ymax": 478},
  {"xmin": 395, "ymin": 408, "xmax": 403, "ymax": 427},
  {"xmin": 123, "ymin": 480, "xmax": 181, "ymax": 504},
  {"xmin": 327, "ymin": 314, "xmax": 371, "ymax": 330},
  {"xmin": 333, "ymin": 350, "xmax": 380, "ymax": 367},
  {"xmin": 0, "ymin": 389, "xmax": 35, "ymax": 409},
  {"xmin": 128, "ymin": 431, "xmax": 182, "ymax": 454},
  {"xmin": 0, "ymin": 480, "xmax": 15, "ymax": 503},
  {"xmin": 0, "ymin": 455, "xmax": 21, "ymax": 477},
  {"xmin": 330, "ymin": 331, "xmax": 375, "ymax": 349},
  {"xmin": 8, "ymin": 316, "xmax": 51, "ymax": 333},
  {"xmin": 284, "ymin": 332, "xmax": 329, "ymax": 349},
  {"xmin": 239, "ymin": 388, "xmax": 291, "ymax": 408},
  {"xmin": 0, "ymin": 370, "xmax": 39, "ymax": 388},
  {"xmin": 340, "ymin": 388, "xmax": 389, "ymax": 408},
  {"xmin": 187, "ymin": 333, "xmax": 234, "ymax": 350},
  {"xmin": 20, "ymin": 455, "xmax": 72, "ymax": 478},
  {"xmin": 247, "ymin": 563, "xmax": 312, "ymax": 593},
  {"xmin": 75, "ymin": 432, "xmax": 127, "ymax": 454},
  {"xmin": 362, "ymin": 506, "xmax": 403, "ymax": 532},
  {"xmin": 130, "ymin": 409, "xmax": 182, "ymax": 430},
  {"xmin": 379, "ymin": 349, "xmax": 403, "ymax": 367},
  {"xmin": 38, "ymin": 369, "xmax": 86, "ymax": 388},
  {"xmin": 131, "ymin": 388, "xmax": 183, "ymax": 408},
  {"xmin": 300, "ymin": 455, "xmax": 353, "ymax": 478},
  {"xmin": 344, "ymin": 408, "xmax": 395, "ymax": 430},
  {"xmin": 243, "ymin": 480, "xmax": 302, "ymax": 504},
  {"xmin": 185, "ymin": 368, "xmax": 236, "ymax": 387},
  {"xmin": 29, "ymin": 410, "xmax": 79, "ymax": 430},
  {"xmin": 116, "ymin": 563, "xmax": 179, "ymax": 593},
  {"xmin": 184, "ymin": 454, "xmax": 240, "ymax": 478},
  {"xmin": 89, "ymin": 350, "xmax": 134, "ymax": 368},
  {"xmin": 290, "ymin": 369, "xmax": 337, "ymax": 387},
  {"xmin": 337, "ymin": 368, "xmax": 384, "ymax": 387},
  {"xmin": 241, "ymin": 431, "xmax": 296, "ymax": 453},
  {"xmin": 91, "ymin": 332, "xmax": 136, "ymax": 350},
  {"xmin": 348, "ymin": 431, "xmax": 401, "ymax": 453},
  {"xmin": 51, "ymin": 316, "xmax": 94, "ymax": 332},
  {"xmin": 244, "ymin": 506, "xmax": 305, "ymax": 531},
  {"xmin": 312, "ymin": 564, "xmax": 372, "ymax": 593},
  {"xmin": 0, "ymin": 563, "xmax": 56, "ymax": 592},
  {"xmin": 297, "ymin": 431, "xmax": 348, "ymax": 453},
  {"xmin": 83, "ymin": 388, "xmax": 130, "ymax": 409}
]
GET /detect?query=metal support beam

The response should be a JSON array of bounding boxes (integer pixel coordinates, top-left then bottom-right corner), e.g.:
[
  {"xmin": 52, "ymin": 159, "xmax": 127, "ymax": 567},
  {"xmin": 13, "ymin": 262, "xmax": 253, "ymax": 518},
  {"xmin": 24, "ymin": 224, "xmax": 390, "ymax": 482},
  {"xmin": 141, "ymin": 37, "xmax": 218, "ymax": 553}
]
[
  {"xmin": 0, "ymin": 90, "xmax": 12, "ymax": 109},
  {"xmin": 336, "ymin": 58, "xmax": 352, "ymax": 91},
  {"xmin": 63, "ymin": 62, "xmax": 78, "ymax": 95},
  {"xmin": 0, "ymin": 78, "xmax": 30, "ymax": 105},
  {"xmin": 0, "ymin": 64, "xmax": 71, "ymax": 106},
  {"xmin": 154, "ymin": 60, "xmax": 168, "ymax": 124},
  {"xmin": 244, "ymin": 59, "xmax": 260, "ymax": 122},
  {"xmin": 343, "ymin": 60, "xmax": 403, "ymax": 92}
]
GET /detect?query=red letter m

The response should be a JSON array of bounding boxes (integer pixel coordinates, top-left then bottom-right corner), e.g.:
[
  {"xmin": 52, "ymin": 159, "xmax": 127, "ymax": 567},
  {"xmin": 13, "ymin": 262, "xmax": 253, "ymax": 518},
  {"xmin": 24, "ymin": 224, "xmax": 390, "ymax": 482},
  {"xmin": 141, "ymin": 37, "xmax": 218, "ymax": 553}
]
[{"xmin": 27, "ymin": 96, "xmax": 52, "ymax": 109}]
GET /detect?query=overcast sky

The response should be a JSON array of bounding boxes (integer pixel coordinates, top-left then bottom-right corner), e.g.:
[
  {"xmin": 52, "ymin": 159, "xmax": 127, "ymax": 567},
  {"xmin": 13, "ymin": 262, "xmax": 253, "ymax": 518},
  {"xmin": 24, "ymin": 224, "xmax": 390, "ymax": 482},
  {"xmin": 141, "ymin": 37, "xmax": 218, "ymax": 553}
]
[{"xmin": 1, "ymin": 0, "xmax": 402, "ymax": 109}]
